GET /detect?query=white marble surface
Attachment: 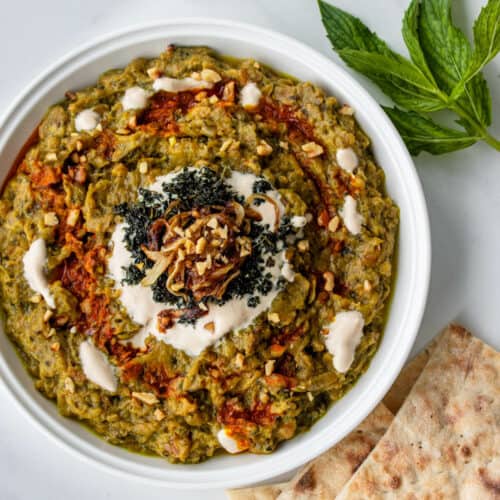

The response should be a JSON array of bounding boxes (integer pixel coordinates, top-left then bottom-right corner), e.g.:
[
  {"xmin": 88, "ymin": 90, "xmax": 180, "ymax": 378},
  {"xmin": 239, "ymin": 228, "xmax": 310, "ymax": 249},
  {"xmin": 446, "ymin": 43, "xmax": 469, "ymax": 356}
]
[{"xmin": 1, "ymin": 1, "xmax": 499, "ymax": 499}]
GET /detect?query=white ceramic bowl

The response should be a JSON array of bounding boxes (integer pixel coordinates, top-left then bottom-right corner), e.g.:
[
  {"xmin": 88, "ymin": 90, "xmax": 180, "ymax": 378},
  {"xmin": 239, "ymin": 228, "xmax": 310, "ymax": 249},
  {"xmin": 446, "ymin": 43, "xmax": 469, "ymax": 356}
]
[{"xmin": 0, "ymin": 18, "xmax": 430, "ymax": 489}]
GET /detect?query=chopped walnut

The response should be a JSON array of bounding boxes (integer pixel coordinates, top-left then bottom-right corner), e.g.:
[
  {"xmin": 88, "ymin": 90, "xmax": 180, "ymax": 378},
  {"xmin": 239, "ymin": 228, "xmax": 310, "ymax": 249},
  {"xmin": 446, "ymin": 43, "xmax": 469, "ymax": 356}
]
[
  {"xmin": 265, "ymin": 360, "xmax": 276, "ymax": 376},
  {"xmin": 201, "ymin": 68, "xmax": 222, "ymax": 83},
  {"xmin": 147, "ymin": 67, "xmax": 162, "ymax": 79},
  {"xmin": 204, "ymin": 321, "xmax": 215, "ymax": 333},
  {"xmin": 297, "ymin": 240, "xmax": 310, "ymax": 252},
  {"xmin": 301, "ymin": 142, "xmax": 324, "ymax": 158},
  {"xmin": 267, "ymin": 312, "xmax": 280, "ymax": 324},
  {"xmin": 328, "ymin": 216, "xmax": 340, "ymax": 233},
  {"xmin": 138, "ymin": 161, "xmax": 148, "ymax": 174},
  {"xmin": 339, "ymin": 104, "xmax": 354, "ymax": 115},
  {"xmin": 323, "ymin": 271, "xmax": 335, "ymax": 292},
  {"xmin": 257, "ymin": 140, "xmax": 273, "ymax": 156},
  {"xmin": 66, "ymin": 208, "xmax": 80, "ymax": 227},
  {"xmin": 64, "ymin": 377, "xmax": 75, "ymax": 393},
  {"xmin": 132, "ymin": 391, "xmax": 159, "ymax": 405},
  {"xmin": 44, "ymin": 212, "xmax": 59, "ymax": 226},
  {"xmin": 154, "ymin": 409, "xmax": 166, "ymax": 421}
]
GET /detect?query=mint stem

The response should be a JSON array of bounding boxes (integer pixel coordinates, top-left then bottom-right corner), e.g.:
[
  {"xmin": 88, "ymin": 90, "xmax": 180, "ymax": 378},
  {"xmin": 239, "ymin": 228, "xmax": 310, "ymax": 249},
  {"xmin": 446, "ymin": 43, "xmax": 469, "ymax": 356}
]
[{"xmin": 448, "ymin": 101, "xmax": 500, "ymax": 151}]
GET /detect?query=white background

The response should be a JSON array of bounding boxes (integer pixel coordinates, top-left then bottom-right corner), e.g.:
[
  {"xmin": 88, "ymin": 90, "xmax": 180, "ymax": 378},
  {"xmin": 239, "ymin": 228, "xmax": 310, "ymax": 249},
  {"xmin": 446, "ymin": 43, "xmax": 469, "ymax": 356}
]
[{"xmin": 1, "ymin": 1, "xmax": 499, "ymax": 499}]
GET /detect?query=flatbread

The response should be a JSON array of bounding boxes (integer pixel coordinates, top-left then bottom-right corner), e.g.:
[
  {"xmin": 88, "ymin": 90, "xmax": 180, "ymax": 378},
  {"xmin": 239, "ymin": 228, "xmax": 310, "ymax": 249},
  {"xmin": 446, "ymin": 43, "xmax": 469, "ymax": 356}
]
[
  {"xmin": 277, "ymin": 403, "xmax": 393, "ymax": 499},
  {"xmin": 336, "ymin": 324, "xmax": 500, "ymax": 499},
  {"xmin": 226, "ymin": 483, "xmax": 287, "ymax": 500},
  {"xmin": 382, "ymin": 336, "xmax": 438, "ymax": 414}
]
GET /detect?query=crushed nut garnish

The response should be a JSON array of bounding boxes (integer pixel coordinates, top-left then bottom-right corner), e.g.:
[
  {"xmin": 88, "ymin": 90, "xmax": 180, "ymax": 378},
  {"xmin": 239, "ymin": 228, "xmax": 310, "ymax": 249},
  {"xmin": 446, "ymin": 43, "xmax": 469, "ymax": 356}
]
[
  {"xmin": 147, "ymin": 67, "xmax": 162, "ymax": 79},
  {"xmin": 95, "ymin": 123, "xmax": 103, "ymax": 132},
  {"xmin": 70, "ymin": 326, "xmax": 77, "ymax": 334},
  {"xmin": 297, "ymin": 240, "xmax": 310, "ymax": 252},
  {"xmin": 138, "ymin": 161, "xmax": 148, "ymax": 174},
  {"xmin": 66, "ymin": 208, "xmax": 80, "ymax": 227},
  {"xmin": 132, "ymin": 391, "xmax": 159, "ymax": 405},
  {"xmin": 234, "ymin": 353, "xmax": 244, "ymax": 369},
  {"xmin": 43, "ymin": 310, "xmax": 53, "ymax": 322},
  {"xmin": 268, "ymin": 312, "xmax": 280, "ymax": 324},
  {"xmin": 279, "ymin": 141, "xmax": 289, "ymax": 150},
  {"xmin": 208, "ymin": 95, "xmax": 219, "ymax": 104},
  {"xmin": 204, "ymin": 321, "xmax": 215, "ymax": 333},
  {"xmin": 328, "ymin": 216, "xmax": 340, "ymax": 233},
  {"xmin": 75, "ymin": 140, "xmax": 83, "ymax": 151},
  {"xmin": 195, "ymin": 91, "xmax": 207, "ymax": 102},
  {"xmin": 196, "ymin": 261, "xmax": 208, "ymax": 276},
  {"xmin": 323, "ymin": 271, "xmax": 335, "ymax": 292},
  {"xmin": 29, "ymin": 294, "xmax": 42, "ymax": 304},
  {"xmin": 128, "ymin": 115, "xmax": 137, "ymax": 129},
  {"xmin": 201, "ymin": 68, "xmax": 222, "ymax": 83},
  {"xmin": 339, "ymin": 104, "xmax": 354, "ymax": 115},
  {"xmin": 307, "ymin": 392, "xmax": 314, "ymax": 402},
  {"xmin": 207, "ymin": 217, "xmax": 218, "ymax": 229},
  {"xmin": 154, "ymin": 409, "xmax": 166, "ymax": 421},
  {"xmin": 220, "ymin": 139, "xmax": 233, "ymax": 153},
  {"xmin": 301, "ymin": 142, "xmax": 324, "ymax": 158},
  {"xmin": 44, "ymin": 212, "xmax": 59, "ymax": 226},
  {"xmin": 79, "ymin": 154, "xmax": 88, "ymax": 163},
  {"xmin": 64, "ymin": 377, "xmax": 75, "ymax": 393},
  {"xmin": 50, "ymin": 342, "xmax": 60, "ymax": 352},
  {"xmin": 195, "ymin": 237, "xmax": 207, "ymax": 254},
  {"xmin": 222, "ymin": 81, "xmax": 235, "ymax": 102},
  {"xmin": 45, "ymin": 152, "xmax": 57, "ymax": 162},
  {"xmin": 265, "ymin": 360, "xmax": 275, "ymax": 376},
  {"xmin": 364, "ymin": 280, "xmax": 372, "ymax": 292},
  {"xmin": 256, "ymin": 140, "xmax": 273, "ymax": 156}
]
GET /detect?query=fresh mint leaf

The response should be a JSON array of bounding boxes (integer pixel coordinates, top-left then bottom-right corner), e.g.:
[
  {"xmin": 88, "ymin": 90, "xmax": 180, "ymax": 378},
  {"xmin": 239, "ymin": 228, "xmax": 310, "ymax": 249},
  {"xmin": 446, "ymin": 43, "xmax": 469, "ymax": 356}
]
[
  {"xmin": 419, "ymin": 0, "xmax": 491, "ymax": 127},
  {"xmin": 419, "ymin": 0, "xmax": 471, "ymax": 90},
  {"xmin": 452, "ymin": 0, "xmax": 500, "ymax": 99},
  {"xmin": 471, "ymin": 0, "xmax": 500, "ymax": 76},
  {"xmin": 338, "ymin": 49, "xmax": 445, "ymax": 112},
  {"xmin": 319, "ymin": 1, "xmax": 447, "ymax": 111},
  {"xmin": 318, "ymin": 0, "xmax": 500, "ymax": 155},
  {"xmin": 318, "ymin": 0, "xmax": 392, "ymax": 55},
  {"xmin": 402, "ymin": 0, "xmax": 436, "ymax": 83},
  {"xmin": 383, "ymin": 106, "xmax": 479, "ymax": 155}
]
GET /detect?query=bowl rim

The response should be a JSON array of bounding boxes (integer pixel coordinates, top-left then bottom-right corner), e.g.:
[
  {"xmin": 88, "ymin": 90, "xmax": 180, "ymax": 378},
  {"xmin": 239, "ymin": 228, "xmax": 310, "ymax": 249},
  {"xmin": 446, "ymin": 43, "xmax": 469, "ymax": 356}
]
[{"xmin": 0, "ymin": 17, "xmax": 431, "ymax": 489}]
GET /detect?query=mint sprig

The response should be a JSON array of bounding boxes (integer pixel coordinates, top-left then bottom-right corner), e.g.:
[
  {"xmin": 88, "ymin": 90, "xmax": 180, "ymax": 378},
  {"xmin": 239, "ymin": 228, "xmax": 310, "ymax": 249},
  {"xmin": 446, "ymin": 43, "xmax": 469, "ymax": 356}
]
[{"xmin": 318, "ymin": 0, "xmax": 500, "ymax": 155}]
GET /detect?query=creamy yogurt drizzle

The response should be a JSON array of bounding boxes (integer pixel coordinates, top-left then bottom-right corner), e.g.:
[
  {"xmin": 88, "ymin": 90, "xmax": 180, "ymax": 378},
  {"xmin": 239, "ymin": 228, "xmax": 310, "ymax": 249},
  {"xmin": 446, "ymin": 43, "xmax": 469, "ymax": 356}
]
[
  {"xmin": 79, "ymin": 339, "xmax": 117, "ymax": 392},
  {"xmin": 75, "ymin": 109, "xmax": 100, "ymax": 132},
  {"xmin": 121, "ymin": 86, "xmax": 150, "ymax": 110},
  {"xmin": 23, "ymin": 238, "xmax": 55, "ymax": 309},
  {"xmin": 217, "ymin": 428, "xmax": 244, "ymax": 454},
  {"xmin": 324, "ymin": 311, "xmax": 364, "ymax": 373},
  {"xmin": 340, "ymin": 195, "xmax": 363, "ymax": 235},
  {"xmin": 108, "ymin": 169, "xmax": 296, "ymax": 357},
  {"xmin": 152, "ymin": 77, "xmax": 213, "ymax": 93},
  {"xmin": 336, "ymin": 147, "xmax": 358, "ymax": 173},
  {"xmin": 239, "ymin": 82, "xmax": 262, "ymax": 109}
]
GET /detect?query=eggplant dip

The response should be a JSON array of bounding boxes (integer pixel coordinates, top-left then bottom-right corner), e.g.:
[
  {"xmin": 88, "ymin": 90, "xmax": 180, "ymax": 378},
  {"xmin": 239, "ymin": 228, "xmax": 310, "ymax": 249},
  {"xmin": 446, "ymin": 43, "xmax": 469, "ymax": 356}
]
[{"xmin": 0, "ymin": 46, "xmax": 398, "ymax": 463}]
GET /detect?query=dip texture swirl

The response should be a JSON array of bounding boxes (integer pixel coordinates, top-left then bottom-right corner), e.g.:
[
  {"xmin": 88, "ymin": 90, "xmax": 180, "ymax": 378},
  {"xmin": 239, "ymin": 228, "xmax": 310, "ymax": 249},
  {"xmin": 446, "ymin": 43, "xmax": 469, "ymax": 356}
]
[{"xmin": 0, "ymin": 46, "xmax": 398, "ymax": 463}]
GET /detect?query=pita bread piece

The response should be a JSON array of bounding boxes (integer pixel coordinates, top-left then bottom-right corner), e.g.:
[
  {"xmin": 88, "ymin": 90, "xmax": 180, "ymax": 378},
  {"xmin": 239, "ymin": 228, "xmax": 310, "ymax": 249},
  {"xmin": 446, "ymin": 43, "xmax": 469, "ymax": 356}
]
[
  {"xmin": 336, "ymin": 324, "xmax": 500, "ymax": 499},
  {"xmin": 382, "ymin": 336, "xmax": 438, "ymax": 414},
  {"xmin": 277, "ymin": 403, "xmax": 393, "ymax": 499},
  {"xmin": 226, "ymin": 483, "xmax": 287, "ymax": 500}
]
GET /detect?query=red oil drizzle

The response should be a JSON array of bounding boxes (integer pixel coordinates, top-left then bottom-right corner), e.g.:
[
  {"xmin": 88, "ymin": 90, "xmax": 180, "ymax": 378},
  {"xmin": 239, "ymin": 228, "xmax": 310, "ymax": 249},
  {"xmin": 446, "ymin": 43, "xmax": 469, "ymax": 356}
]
[{"xmin": 1, "ymin": 125, "xmax": 40, "ymax": 193}]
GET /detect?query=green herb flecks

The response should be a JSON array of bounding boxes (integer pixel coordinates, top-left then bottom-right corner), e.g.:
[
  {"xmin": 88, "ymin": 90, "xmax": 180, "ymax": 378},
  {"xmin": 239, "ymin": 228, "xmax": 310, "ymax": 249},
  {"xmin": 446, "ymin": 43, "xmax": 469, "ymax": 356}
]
[{"xmin": 318, "ymin": 0, "xmax": 500, "ymax": 155}]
